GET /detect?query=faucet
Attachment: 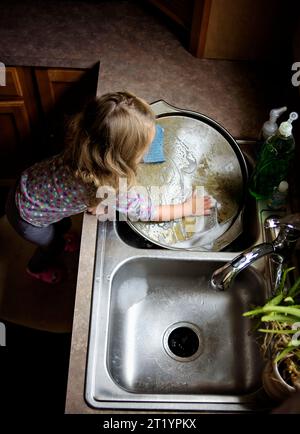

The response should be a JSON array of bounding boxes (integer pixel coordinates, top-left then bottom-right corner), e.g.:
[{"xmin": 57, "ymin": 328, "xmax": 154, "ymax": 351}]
[{"xmin": 211, "ymin": 213, "xmax": 300, "ymax": 291}]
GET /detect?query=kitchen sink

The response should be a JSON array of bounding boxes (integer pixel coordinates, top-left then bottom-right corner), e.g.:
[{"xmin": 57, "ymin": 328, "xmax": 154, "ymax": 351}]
[
  {"xmin": 85, "ymin": 200, "xmax": 276, "ymax": 411},
  {"xmin": 85, "ymin": 101, "xmax": 276, "ymax": 411},
  {"xmin": 107, "ymin": 257, "xmax": 265, "ymax": 395}
]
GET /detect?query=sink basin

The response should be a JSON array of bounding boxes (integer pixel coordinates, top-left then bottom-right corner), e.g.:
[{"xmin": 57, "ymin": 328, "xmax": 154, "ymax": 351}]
[
  {"xmin": 85, "ymin": 216, "xmax": 273, "ymax": 411},
  {"xmin": 107, "ymin": 258, "xmax": 265, "ymax": 395}
]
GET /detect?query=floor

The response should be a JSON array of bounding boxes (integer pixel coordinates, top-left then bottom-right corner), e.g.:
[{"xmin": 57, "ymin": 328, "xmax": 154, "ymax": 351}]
[
  {"xmin": 0, "ymin": 213, "xmax": 81, "ymax": 413},
  {"xmin": 0, "ymin": 0, "xmax": 295, "ymax": 139},
  {"xmin": 95, "ymin": 0, "xmax": 292, "ymax": 139},
  {"xmin": 0, "ymin": 322, "xmax": 71, "ymax": 413},
  {"xmin": 0, "ymin": 0, "xmax": 297, "ymax": 414},
  {"xmin": 0, "ymin": 214, "xmax": 82, "ymax": 332}
]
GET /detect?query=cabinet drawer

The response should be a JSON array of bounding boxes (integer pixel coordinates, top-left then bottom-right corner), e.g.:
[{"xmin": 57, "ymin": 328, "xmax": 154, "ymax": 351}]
[{"xmin": 0, "ymin": 67, "xmax": 23, "ymax": 98}]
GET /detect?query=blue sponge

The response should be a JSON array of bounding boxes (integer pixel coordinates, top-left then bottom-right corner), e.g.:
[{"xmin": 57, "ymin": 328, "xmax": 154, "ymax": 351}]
[{"xmin": 143, "ymin": 124, "xmax": 165, "ymax": 164}]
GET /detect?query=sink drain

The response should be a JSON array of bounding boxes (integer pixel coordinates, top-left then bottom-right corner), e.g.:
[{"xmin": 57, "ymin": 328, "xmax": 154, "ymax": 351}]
[{"xmin": 163, "ymin": 322, "xmax": 203, "ymax": 362}]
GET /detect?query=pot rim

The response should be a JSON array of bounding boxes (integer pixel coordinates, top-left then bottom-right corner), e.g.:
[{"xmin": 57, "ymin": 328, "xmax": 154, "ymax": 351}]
[{"xmin": 271, "ymin": 359, "xmax": 297, "ymax": 392}]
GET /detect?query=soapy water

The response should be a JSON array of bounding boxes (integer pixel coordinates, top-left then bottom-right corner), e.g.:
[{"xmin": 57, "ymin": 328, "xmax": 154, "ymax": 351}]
[{"xmin": 172, "ymin": 200, "xmax": 230, "ymax": 250}]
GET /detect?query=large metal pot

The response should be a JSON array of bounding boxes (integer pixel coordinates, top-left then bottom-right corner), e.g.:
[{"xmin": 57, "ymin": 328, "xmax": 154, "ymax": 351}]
[{"xmin": 128, "ymin": 100, "xmax": 248, "ymax": 251}]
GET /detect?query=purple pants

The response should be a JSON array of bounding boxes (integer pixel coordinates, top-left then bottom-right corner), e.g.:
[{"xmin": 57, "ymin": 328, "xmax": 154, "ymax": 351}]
[{"xmin": 5, "ymin": 183, "xmax": 71, "ymax": 272}]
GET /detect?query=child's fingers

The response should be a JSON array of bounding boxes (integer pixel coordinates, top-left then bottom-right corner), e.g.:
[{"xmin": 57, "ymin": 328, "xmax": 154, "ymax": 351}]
[
  {"xmin": 190, "ymin": 193, "xmax": 215, "ymax": 216},
  {"xmin": 203, "ymin": 196, "xmax": 213, "ymax": 208}
]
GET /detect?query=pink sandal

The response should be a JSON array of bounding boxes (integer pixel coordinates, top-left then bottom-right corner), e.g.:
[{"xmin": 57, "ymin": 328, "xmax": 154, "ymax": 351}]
[
  {"xmin": 26, "ymin": 266, "xmax": 63, "ymax": 284},
  {"xmin": 64, "ymin": 232, "xmax": 80, "ymax": 253}
]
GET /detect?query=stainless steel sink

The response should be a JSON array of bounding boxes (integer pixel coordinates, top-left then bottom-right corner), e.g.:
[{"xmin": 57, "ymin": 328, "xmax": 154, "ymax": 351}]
[
  {"xmin": 84, "ymin": 101, "xmax": 276, "ymax": 411},
  {"xmin": 107, "ymin": 257, "xmax": 265, "ymax": 395},
  {"xmin": 85, "ymin": 202, "xmax": 277, "ymax": 411}
]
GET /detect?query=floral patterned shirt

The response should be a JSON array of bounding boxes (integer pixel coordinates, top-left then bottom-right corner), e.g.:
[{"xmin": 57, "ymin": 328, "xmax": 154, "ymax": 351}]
[{"xmin": 15, "ymin": 155, "xmax": 155, "ymax": 227}]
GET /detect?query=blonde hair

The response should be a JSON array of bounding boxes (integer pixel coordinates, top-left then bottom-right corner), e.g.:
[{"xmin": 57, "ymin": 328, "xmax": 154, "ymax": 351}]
[{"xmin": 62, "ymin": 91, "xmax": 156, "ymax": 206}]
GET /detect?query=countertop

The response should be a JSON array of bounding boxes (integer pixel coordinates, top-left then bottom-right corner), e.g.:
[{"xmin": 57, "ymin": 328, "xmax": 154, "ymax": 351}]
[{"xmin": 65, "ymin": 212, "xmax": 98, "ymax": 414}]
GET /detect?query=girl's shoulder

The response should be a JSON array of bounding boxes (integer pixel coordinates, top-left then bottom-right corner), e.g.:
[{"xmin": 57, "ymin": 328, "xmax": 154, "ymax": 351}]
[{"xmin": 28, "ymin": 153, "xmax": 65, "ymax": 172}]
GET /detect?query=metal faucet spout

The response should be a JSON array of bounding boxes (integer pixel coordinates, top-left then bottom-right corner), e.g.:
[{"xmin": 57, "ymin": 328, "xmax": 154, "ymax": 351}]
[
  {"xmin": 211, "ymin": 243, "xmax": 274, "ymax": 291},
  {"xmin": 211, "ymin": 213, "xmax": 300, "ymax": 291}
]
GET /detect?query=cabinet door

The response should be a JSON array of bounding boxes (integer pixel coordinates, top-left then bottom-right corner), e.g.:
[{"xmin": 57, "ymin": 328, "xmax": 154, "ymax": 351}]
[
  {"xmin": 35, "ymin": 68, "xmax": 86, "ymax": 114},
  {"xmin": 0, "ymin": 100, "xmax": 31, "ymax": 179},
  {"xmin": 0, "ymin": 67, "xmax": 24, "ymax": 98},
  {"xmin": 34, "ymin": 65, "xmax": 99, "ymax": 155}
]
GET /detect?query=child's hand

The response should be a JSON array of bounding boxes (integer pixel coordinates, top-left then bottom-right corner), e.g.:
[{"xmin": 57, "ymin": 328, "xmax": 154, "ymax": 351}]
[
  {"xmin": 87, "ymin": 206, "xmax": 97, "ymax": 215},
  {"xmin": 87, "ymin": 204, "xmax": 106, "ymax": 216},
  {"xmin": 183, "ymin": 191, "xmax": 212, "ymax": 217},
  {"xmin": 152, "ymin": 191, "xmax": 213, "ymax": 221}
]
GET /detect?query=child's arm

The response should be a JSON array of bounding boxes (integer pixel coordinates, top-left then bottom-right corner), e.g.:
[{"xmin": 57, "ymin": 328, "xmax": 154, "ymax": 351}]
[
  {"xmin": 90, "ymin": 190, "xmax": 213, "ymax": 222},
  {"xmin": 151, "ymin": 192, "xmax": 212, "ymax": 222}
]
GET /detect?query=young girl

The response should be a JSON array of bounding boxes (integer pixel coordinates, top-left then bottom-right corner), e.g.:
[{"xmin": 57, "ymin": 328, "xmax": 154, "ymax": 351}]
[{"xmin": 5, "ymin": 91, "xmax": 211, "ymax": 284}]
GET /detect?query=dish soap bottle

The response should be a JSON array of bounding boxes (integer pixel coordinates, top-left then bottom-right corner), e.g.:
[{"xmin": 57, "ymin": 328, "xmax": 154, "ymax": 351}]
[
  {"xmin": 261, "ymin": 106, "xmax": 287, "ymax": 140},
  {"xmin": 267, "ymin": 180, "xmax": 289, "ymax": 210},
  {"xmin": 249, "ymin": 112, "xmax": 298, "ymax": 200}
]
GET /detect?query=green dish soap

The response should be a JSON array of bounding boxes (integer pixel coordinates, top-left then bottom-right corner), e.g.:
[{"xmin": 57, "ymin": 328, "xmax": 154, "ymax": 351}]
[{"xmin": 249, "ymin": 112, "xmax": 298, "ymax": 200}]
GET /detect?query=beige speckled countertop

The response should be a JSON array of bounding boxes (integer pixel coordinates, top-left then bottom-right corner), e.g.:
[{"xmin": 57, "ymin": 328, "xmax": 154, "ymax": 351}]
[{"xmin": 65, "ymin": 213, "xmax": 98, "ymax": 414}]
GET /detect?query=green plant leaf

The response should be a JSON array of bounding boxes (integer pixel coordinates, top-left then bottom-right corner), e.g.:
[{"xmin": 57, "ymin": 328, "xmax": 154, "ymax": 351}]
[
  {"xmin": 243, "ymin": 265, "xmax": 300, "ymax": 380},
  {"xmin": 260, "ymin": 314, "xmax": 299, "ymax": 323},
  {"xmin": 245, "ymin": 305, "xmax": 300, "ymax": 317},
  {"xmin": 243, "ymin": 308, "xmax": 263, "ymax": 317},
  {"xmin": 266, "ymin": 293, "xmax": 284, "ymax": 306},
  {"xmin": 288, "ymin": 276, "xmax": 300, "ymax": 298},
  {"xmin": 276, "ymin": 267, "xmax": 295, "ymax": 295},
  {"xmin": 284, "ymin": 296, "xmax": 295, "ymax": 303},
  {"xmin": 258, "ymin": 328, "xmax": 296, "ymax": 334}
]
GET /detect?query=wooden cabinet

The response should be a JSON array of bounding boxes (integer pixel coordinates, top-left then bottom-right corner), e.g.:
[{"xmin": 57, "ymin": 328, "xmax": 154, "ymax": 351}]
[
  {"xmin": 0, "ymin": 67, "xmax": 24, "ymax": 98},
  {"xmin": 0, "ymin": 100, "xmax": 30, "ymax": 178},
  {"xmin": 145, "ymin": 0, "xmax": 207, "ymax": 56},
  {"xmin": 35, "ymin": 68, "xmax": 87, "ymax": 115},
  {"xmin": 0, "ymin": 64, "xmax": 99, "ymax": 182},
  {"xmin": 0, "ymin": 63, "xmax": 99, "ymax": 214},
  {"xmin": 0, "ymin": 67, "xmax": 35, "ymax": 185},
  {"xmin": 34, "ymin": 65, "xmax": 99, "ymax": 156},
  {"xmin": 145, "ymin": 0, "xmax": 297, "ymax": 60}
]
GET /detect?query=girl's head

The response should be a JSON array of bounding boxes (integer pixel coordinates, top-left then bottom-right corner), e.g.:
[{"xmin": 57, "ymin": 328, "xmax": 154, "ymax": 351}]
[{"xmin": 63, "ymin": 91, "xmax": 156, "ymax": 201}]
